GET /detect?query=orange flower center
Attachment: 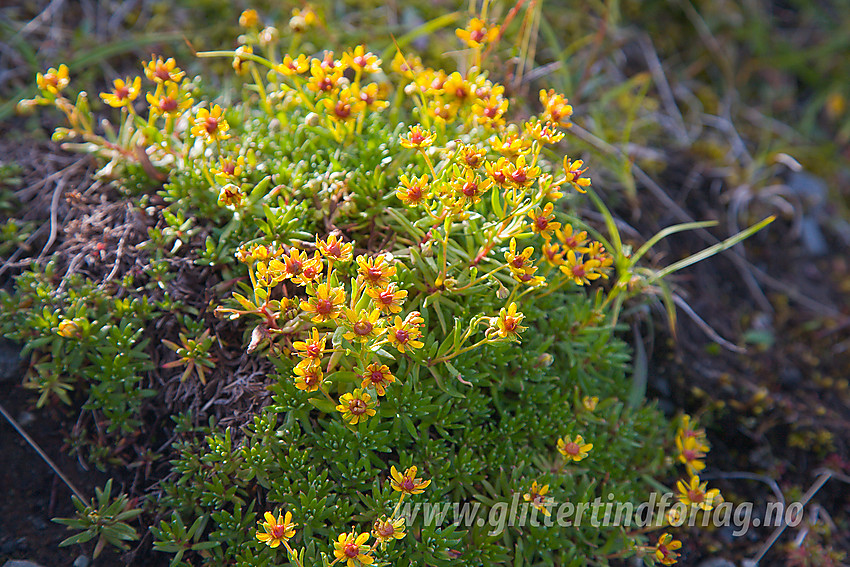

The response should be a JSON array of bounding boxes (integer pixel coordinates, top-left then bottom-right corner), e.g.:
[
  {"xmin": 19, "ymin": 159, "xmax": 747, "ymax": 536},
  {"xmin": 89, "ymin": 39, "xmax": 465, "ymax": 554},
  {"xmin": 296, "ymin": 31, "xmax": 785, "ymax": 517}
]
[
  {"xmin": 160, "ymin": 97, "xmax": 178, "ymax": 112},
  {"xmin": 115, "ymin": 85, "xmax": 130, "ymax": 100},
  {"xmin": 401, "ymin": 477, "xmax": 415, "ymax": 491},
  {"xmin": 563, "ymin": 442, "xmax": 580, "ymax": 456},
  {"xmin": 353, "ymin": 321, "xmax": 373, "ymax": 336},
  {"xmin": 304, "ymin": 372, "xmax": 319, "ymax": 387},
  {"xmin": 316, "ymin": 299, "xmax": 335, "ymax": 315},
  {"xmin": 334, "ymin": 102, "xmax": 351, "ymax": 119},
  {"xmin": 306, "ymin": 343, "xmax": 322, "ymax": 358},
  {"xmin": 502, "ymin": 316, "xmax": 517, "ymax": 332},
  {"xmin": 349, "ymin": 399, "xmax": 367, "ymax": 415},
  {"xmin": 370, "ymin": 370, "xmax": 385, "ymax": 384},
  {"xmin": 344, "ymin": 542, "xmax": 359, "ymax": 557},
  {"xmin": 366, "ymin": 266, "xmax": 384, "ymax": 283},
  {"xmin": 205, "ymin": 116, "xmax": 220, "ymax": 135},
  {"xmin": 683, "ymin": 449, "xmax": 699, "ymax": 461},
  {"xmin": 286, "ymin": 258, "xmax": 303, "ymax": 275},
  {"xmin": 510, "ymin": 170, "xmax": 528, "ymax": 184},
  {"xmin": 571, "ymin": 264, "xmax": 587, "ymax": 278},
  {"xmin": 353, "ymin": 55, "xmax": 369, "ymax": 68},
  {"xmin": 377, "ymin": 290, "xmax": 394, "ymax": 306},
  {"xmin": 470, "ymin": 29, "xmax": 486, "ymax": 43},
  {"xmin": 394, "ymin": 329, "xmax": 410, "ymax": 344},
  {"xmin": 43, "ymin": 73, "xmax": 59, "ymax": 87},
  {"xmin": 535, "ymin": 216, "xmax": 549, "ymax": 231},
  {"xmin": 155, "ymin": 66, "xmax": 172, "ymax": 82},
  {"xmin": 302, "ymin": 265, "xmax": 319, "ymax": 279},
  {"xmin": 375, "ymin": 521, "xmax": 395, "ymax": 538},
  {"xmin": 687, "ymin": 489, "xmax": 704, "ymax": 503},
  {"xmin": 271, "ymin": 523, "xmax": 289, "ymax": 539},
  {"xmin": 461, "ymin": 181, "xmax": 478, "ymax": 197},
  {"xmin": 406, "ymin": 186, "xmax": 422, "ymax": 202}
]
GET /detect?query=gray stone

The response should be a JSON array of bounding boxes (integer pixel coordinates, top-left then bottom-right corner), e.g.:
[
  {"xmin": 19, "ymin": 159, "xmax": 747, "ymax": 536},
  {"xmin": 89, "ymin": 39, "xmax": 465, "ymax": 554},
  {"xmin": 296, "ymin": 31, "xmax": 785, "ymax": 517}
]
[
  {"xmin": 72, "ymin": 555, "xmax": 91, "ymax": 567},
  {"xmin": 0, "ymin": 340, "xmax": 22, "ymax": 383},
  {"xmin": 3, "ymin": 560, "xmax": 47, "ymax": 567},
  {"xmin": 698, "ymin": 559, "xmax": 736, "ymax": 567}
]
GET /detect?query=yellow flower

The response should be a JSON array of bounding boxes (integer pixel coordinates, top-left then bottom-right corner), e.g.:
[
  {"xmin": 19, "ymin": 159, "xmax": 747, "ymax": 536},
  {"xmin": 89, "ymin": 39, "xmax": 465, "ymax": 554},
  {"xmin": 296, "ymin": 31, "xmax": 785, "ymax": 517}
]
[
  {"xmin": 390, "ymin": 52, "xmax": 423, "ymax": 76},
  {"xmin": 503, "ymin": 154, "xmax": 541, "ymax": 188},
  {"xmin": 582, "ymin": 396, "xmax": 599, "ymax": 411},
  {"xmin": 277, "ymin": 248, "xmax": 307, "ymax": 280},
  {"xmin": 143, "ymin": 56, "xmax": 185, "ymax": 84},
  {"xmin": 390, "ymin": 465, "xmax": 431, "ymax": 495},
  {"xmin": 556, "ymin": 224, "xmax": 590, "ymax": 253},
  {"xmin": 504, "ymin": 238, "xmax": 536, "ymax": 278},
  {"xmin": 524, "ymin": 119, "xmax": 565, "ymax": 144},
  {"xmin": 678, "ymin": 414, "xmax": 708, "ymax": 446},
  {"xmin": 386, "ymin": 313, "xmax": 424, "ymax": 353},
  {"xmin": 343, "ymin": 308, "xmax": 383, "ymax": 343},
  {"xmin": 56, "ymin": 319, "xmax": 81, "ymax": 338},
  {"xmin": 455, "ymin": 18, "xmax": 500, "ymax": 49},
  {"xmin": 292, "ymin": 252, "xmax": 324, "ymax": 286},
  {"xmin": 493, "ymin": 302, "xmax": 526, "ymax": 340},
  {"xmin": 457, "ymin": 143, "xmax": 486, "ymax": 169},
  {"xmin": 450, "ymin": 168, "xmax": 492, "ymax": 208},
  {"xmin": 191, "ymin": 105, "xmax": 230, "ymax": 142},
  {"xmin": 366, "ymin": 284, "xmax": 407, "ymax": 314},
  {"xmin": 523, "ymin": 481, "xmax": 552, "ymax": 516},
  {"xmin": 232, "ymin": 45, "xmax": 253, "ymax": 75},
  {"xmin": 372, "ymin": 516, "xmax": 405, "ymax": 546},
  {"xmin": 336, "ymin": 389, "xmax": 376, "ymax": 425},
  {"xmin": 360, "ymin": 362, "xmax": 396, "ymax": 396},
  {"xmin": 293, "ymin": 360, "xmax": 323, "ymax": 392},
  {"xmin": 400, "ymin": 125, "xmax": 435, "ymax": 149},
  {"xmin": 357, "ymin": 83, "xmax": 389, "ymax": 111},
  {"xmin": 484, "ymin": 157, "xmax": 511, "ymax": 188},
  {"xmin": 256, "ymin": 511, "xmax": 296, "ymax": 548},
  {"xmin": 316, "ymin": 233, "xmax": 353, "ymax": 262},
  {"xmin": 279, "ymin": 54, "xmax": 310, "ymax": 76},
  {"xmin": 563, "ymin": 158, "xmax": 591, "ymax": 193},
  {"xmin": 655, "ymin": 533, "xmax": 682, "ymax": 565},
  {"xmin": 676, "ymin": 435, "xmax": 709, "ymax": 473},
  {"xmin": 292, "ymin": 328, "xmax": 327, "ymax": 361},
  {"xmin": 300, "ymin": 283, "xmax": 346, "ymax": 323},
  {"xmin": 217, "ymin": 183, "xmax": 244, "ymax": 208},
  {"xmin": 290, "ymin": 6, "xmax": 318, "ymax": 32},
  {"xmin": 146, "ymin": 82, "xmax": 193, "ymax": 118},
  {"xmin": 528, "ymin": 203, "xmax": 561, "ymax": 240},
  {"xmin": 36, "ymin": 64, "xmax": 70, "ymax": 96},
  {"xmin": 306, "ymin": 59, "xmax": 343, "ymax": 93},
  {"xmin": 490, "ymin": 133, "xmax": 531, "ymax": 158},
  {"xmin": 333, "ymin": 531, "xmax": 374, "ymax": 567},
  {"xmin": 321, "ymin": 86, "xmax": 367, "ymax": 122},
  {"xmin": 541, "ymin": 241, "xmax": 565, "ymax": 267},
  {"xmin": 560, "ymin": 250, "xmax": 603, "ymax": 286},
  {"xmin": 442, "ymin": 72, "xmax": 473, "ymax": 105},
  {"xmin": 396, "ymin": 173, "xmax": 430, "ymax": 206},
  {"xmin": 239, "ymin": 9, "xmax": 259, "ymax": 28},
  {"xmin": 212, "ymin": 155, "xmax": 245, "ymax": 183},
  {"xmin": 540, "ymin": 89, "xmax": 573, "ymax": 128},
  {"xmin": 677, "ymin": 474, "xmax": 721, "ymax": 511},
  {"xmin": 557, "ymin": 435, "xmax": 593, "ymax": 462},
  {"xmin": 100, "ymin": 77, "xmax": 141, "ymax": 108},
  {"xmin": 473, "ymin": 94, "xmax": 509, "ymax": 129},
  {"xmin": 356, "ymin": 254, "xmax": 396, "ymax": 289},
  {"xmin": 342, "ymin": 45, "xmax": 381, "ymax": 74}
]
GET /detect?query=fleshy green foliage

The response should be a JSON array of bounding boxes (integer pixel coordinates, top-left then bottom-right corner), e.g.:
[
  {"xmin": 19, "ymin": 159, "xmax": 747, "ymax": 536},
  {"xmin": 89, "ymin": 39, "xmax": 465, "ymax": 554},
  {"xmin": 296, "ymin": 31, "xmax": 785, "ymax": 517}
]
[
  {"xmin": 1, "ymin": 5, "xmax": 697, "ymax": 566},
  {"xmin": 54, "ymin": 479, "xmax": 143, "ymax": 558}
]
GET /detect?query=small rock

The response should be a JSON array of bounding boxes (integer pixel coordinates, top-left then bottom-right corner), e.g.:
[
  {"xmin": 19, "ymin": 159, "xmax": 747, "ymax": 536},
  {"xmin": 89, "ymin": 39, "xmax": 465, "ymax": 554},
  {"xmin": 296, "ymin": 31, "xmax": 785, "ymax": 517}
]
[
  {"xmin": 3, "ymin": 560, "xmax": 46, "ymax": 567},
  {"xmin": 0, "ymin": 537, "xmax": 28, "ymax": 555},
  {"xmin": 697, "ymin": 559, "xmax": 736, "ymax": 567},
  {"xmin": 72, "ymin": 555, "xmax": 91, "ymax": 567},
  {"xmin": 0, "ymin": 340, "xmax": 22, "ymax": 383}
]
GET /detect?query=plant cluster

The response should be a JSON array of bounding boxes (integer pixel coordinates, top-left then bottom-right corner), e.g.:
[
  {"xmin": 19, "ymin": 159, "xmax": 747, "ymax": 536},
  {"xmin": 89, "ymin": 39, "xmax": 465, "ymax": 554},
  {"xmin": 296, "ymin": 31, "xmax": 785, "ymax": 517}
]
[{"xmin": 0, "ymin": 4, "xmax": 772, "ymax": 566}]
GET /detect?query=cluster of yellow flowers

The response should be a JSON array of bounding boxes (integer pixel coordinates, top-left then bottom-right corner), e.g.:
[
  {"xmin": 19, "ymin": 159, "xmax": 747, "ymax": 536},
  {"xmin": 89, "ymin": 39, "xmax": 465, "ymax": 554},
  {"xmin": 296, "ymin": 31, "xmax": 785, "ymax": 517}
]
[
  {"xmin": 672, "ymin": 416, "xmax": 721, "ymax": 514},
  {"xmin": 256, "ymin": 464, "xmax": 430, "ymax": 565}
]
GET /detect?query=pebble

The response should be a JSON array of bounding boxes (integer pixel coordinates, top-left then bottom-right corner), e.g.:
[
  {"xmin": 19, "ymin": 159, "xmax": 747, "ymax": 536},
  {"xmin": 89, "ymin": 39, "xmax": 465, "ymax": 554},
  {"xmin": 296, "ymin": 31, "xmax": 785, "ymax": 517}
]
[
  {"xmin": 72, "ymin": 555, "xmax": 90, "ymax": 567},
  {"xmin": 0, "ymin": 340, "xmax": 22, "ymax": 383},
  {"xmin": 697, "ymin": 560, "xmax": 736, "ymax": 567},
  {"xmin": 3, "ymin": 560, "xmax": 46, "ymax": 567}
]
